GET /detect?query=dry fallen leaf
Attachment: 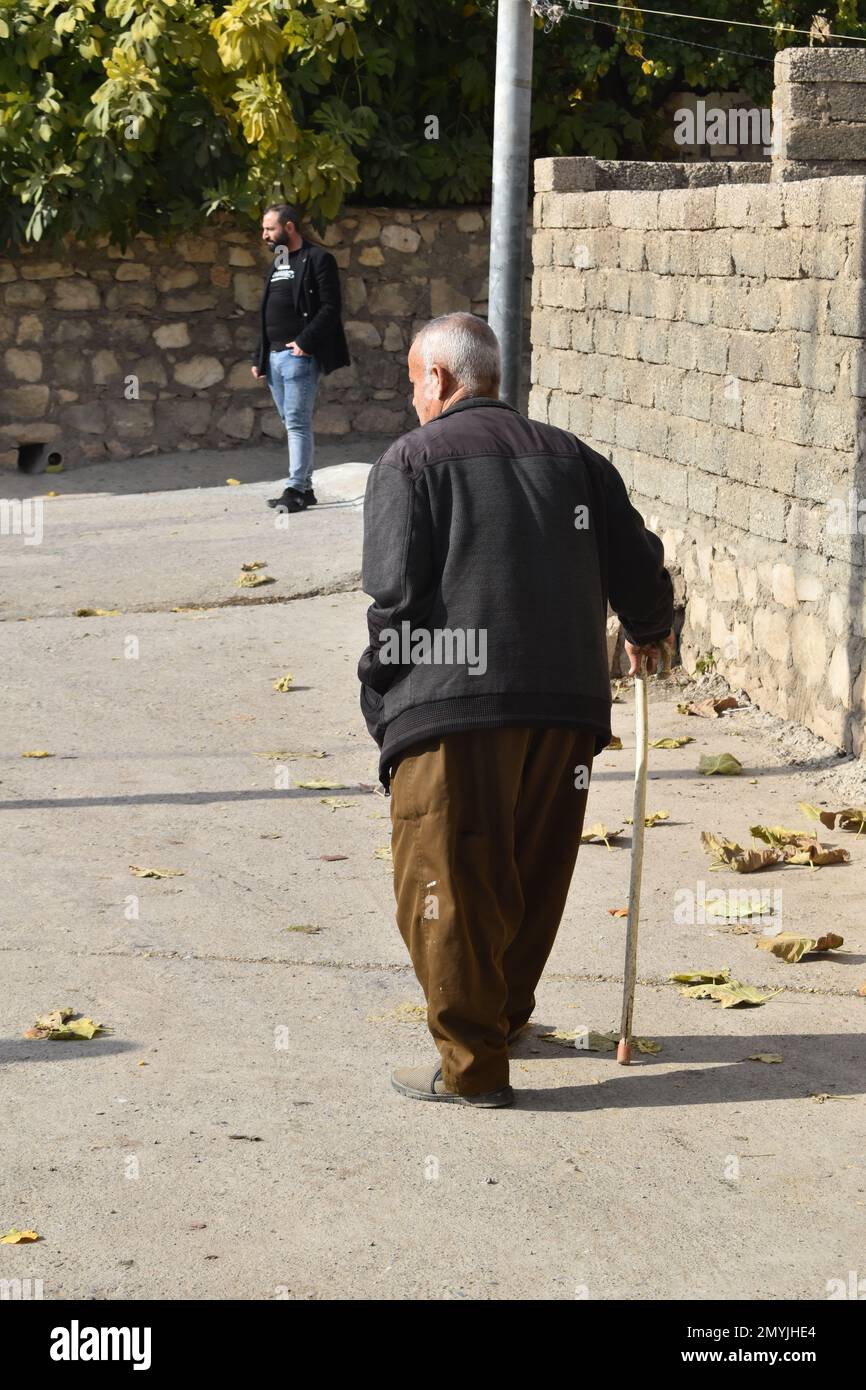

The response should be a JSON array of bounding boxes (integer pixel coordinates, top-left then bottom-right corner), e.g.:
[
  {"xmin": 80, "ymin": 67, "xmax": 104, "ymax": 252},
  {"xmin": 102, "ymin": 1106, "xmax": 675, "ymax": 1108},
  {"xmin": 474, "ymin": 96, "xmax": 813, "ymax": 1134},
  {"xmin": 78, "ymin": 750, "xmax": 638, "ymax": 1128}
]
[
  {"xmin": 295, "ymin": 779, "xmax": 347, "ymax": 790},
  {"xmin": 798, "ymin": 802, "xmax": 866, "ymax": 835},
  {"xmin": 608, "ymin": 907, "xmax": 629, "ymax": 918},
  {"xmin": 25, "ymin": 1007, "xmax": 108, "ymax": 1041},
  {"xmin": 703, "ymin": 896, "xmax": 775, "ymax": 920},
  {"xmin": 677, "ymin": 697, "xmax": 738, "ymax": 719},
  {"xmin": 367, "ymin": 1001, "xmax": 426, "ymax": 1023},
  {"xmin": 678, "ymin": 977, "xmax": 782, "ymax": 1008},
  {"xmin": 539, "ymin": 1027, "xmax": 660, "ymax": 1054},
  {"xmin": 320, "ymin": 797, "xmax": 353, "ymax": 810},
  {"xmin": 240, "ymin": 561, "xmax": 267, "ymax": 571},
  {"xmin": 606, "ymin": 735, "xmax": 623, "ymax": 750},
  {"xmin": 75, "ymin": 607, "xmax": 121, "ymax": 617},
  {"xmin": 700, "ymin": 831, "xmax": 782, "ymax": 874},
  {"xmin": 373, "ymin": 845, "xmax": 392, "ymax": 861},
  {"xmin": 756, "ymin": 932, "xmax": 844, "ymax": 964},
  {"xmin": 255, "ymin": 749, "xmax": 327, "ymax": 760},
  {"xmin": 283, "ymin": 924, "xmax": 320, "ymax": 934},
  {"xmin": 237, "ymin": 573, "xmax": 275, "ymax": 588},
  {"xmin": 319, "ymin": 854, "xmax": 348, "ymax": 862},
  {"xmin": 129, "ymin": 865, "xmax": 184, "ymax": 879},
  {"xmin": 781, "ymin": 844, "xmax": 850, "ymax": 868},
  {"xmin": 670, "ymin": 969, "xmax": 731, "ymax": 985},
  {"xmin": 21, "ymin": 750, "xmax": 54, "ymax": 758},
  {"xmin": 698, "ymin": 752, "xmax": 743, "ymax": 776},
  {"xmin": 750, "ymin": 825, "xmax": 818, "ymax": 849},
  {"xmin": 747, "ymin": 1054, "xmax": 783, "ymax": 1064},
  {"xmin": 624, "ymin": 811, "xmax": 670, "ymax": 827},
  {"xmin": 0, "ymin": 1230, "xmax": 40, "ymax": 1244},
  {"xmin": 580, "ymin": 823, "xmax": 623, "ymax": 850},
  {"xmin": 650, "ymin": 736, "xmax": 694, "ymax": 748},
  {"xmin": 273, "ymin": 674, "xmax": 294, "ymax": 692},
  {"xmin": 226, "ymin": 478, "xmax": 241, "ymax": 486}
]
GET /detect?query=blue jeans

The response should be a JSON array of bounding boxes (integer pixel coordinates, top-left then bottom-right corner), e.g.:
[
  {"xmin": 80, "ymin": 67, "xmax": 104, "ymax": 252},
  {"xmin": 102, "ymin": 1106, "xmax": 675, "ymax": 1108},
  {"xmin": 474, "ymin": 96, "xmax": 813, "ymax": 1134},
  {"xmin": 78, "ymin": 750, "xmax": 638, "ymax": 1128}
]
[{"xmin": 266, "ymin": 349, "xmax": 322, "ymax": 492}]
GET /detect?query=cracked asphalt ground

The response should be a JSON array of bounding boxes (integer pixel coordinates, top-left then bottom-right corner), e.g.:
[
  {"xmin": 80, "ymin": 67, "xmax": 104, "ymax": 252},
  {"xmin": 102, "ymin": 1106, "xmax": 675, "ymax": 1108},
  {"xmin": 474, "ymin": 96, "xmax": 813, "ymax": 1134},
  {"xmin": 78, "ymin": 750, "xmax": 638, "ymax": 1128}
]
[{"xmin": 2, "ymin": 444, "xmax": 866, "ymax": 1300}]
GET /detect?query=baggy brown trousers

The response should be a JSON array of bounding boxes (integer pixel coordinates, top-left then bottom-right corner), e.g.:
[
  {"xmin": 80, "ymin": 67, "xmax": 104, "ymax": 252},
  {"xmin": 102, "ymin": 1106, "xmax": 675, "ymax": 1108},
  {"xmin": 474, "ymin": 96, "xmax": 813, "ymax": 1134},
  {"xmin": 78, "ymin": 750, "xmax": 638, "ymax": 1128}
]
[{"xmin": 389, "ymin": 725, "xmax": 596, "ymax": 1095}]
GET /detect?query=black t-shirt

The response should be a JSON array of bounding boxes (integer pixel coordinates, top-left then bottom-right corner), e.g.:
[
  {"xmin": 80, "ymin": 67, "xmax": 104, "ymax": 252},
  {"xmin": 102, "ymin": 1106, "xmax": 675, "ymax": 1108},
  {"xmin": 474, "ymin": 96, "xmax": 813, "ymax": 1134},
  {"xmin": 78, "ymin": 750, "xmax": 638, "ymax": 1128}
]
[{"xmin": 264, "ymin": 244, "xmax": 305, "ymax": 346}]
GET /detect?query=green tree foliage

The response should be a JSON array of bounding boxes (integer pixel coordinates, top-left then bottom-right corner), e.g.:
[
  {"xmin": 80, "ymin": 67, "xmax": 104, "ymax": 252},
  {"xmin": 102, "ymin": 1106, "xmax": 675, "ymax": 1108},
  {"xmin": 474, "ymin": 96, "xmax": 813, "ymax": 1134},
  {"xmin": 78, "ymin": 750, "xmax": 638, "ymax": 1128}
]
[
  {"xmin": 337, "ymin": 0, "xmax": 866, "ymax": 205},
  {"xmin": 0, "ymin": 0, "xmax": 375, "ymax": 246},
  {"xmin": 2, "ymin": 1, "xmax": 864, "ymax": 245}
]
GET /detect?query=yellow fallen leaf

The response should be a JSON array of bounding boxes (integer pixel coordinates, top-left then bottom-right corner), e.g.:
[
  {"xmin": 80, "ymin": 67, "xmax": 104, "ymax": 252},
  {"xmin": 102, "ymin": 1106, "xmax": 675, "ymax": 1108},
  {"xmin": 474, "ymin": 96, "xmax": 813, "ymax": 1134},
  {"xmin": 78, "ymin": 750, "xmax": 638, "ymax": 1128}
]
[
  {"xmin": 25, "ymin": 1008, "xmax": 108, "ymax": 1041},
  {"xmin": 678, "ymin": 978, "xmax": 782, "ymax": 1007},
  {"xmin": 606, "ymin": 735, "xmax": 623, "ymax": 750},
  {"xmin": 0, "ymin": 1230, "xmax": 40, "ymax": 1244},
  {"xmin": 781, "ymin": 844, "xmax": 850, "ymax": 868},
  {"xmin": 296, "ymin": 779, "xmax": 347, "ymax": 790},
  {"xmin": 747, "ymin": 1054, "xmax": 783, "ymax": 1064},
  {"xmin": 129, "ymin": 865, "xmax": 184, "ymax": 879},
  {"xmin": 283, "ymin": 924, "xmax": 320, "ymax": 934},
  {"xmin": 226, "ymin": 478, "xmax": 241, "ymax": 485},
  {"xmin": 624, "ymin": 811, "xmax": 670, "ymax": 827},
  {"xmin": 750, "ymin": 825, "xmax": 818, "ymax": 849},
  {"xmin": 237, "ymin": 573, "xmax": 275, "ymax": 588},
  {"xmin": 798, "ymin": 802, "xmax": 866, "ymax": 834},
  {"xmin": 650, "ymin": 736, "xmax": 694, "ymax": 748},
  {"xmin": 608, "ymin": 907, "xmax": 629, "ymax": 918},
  {"xmin": 756, "ymin": 932, "xmax": 844, "ymax": 963},
  {"xmin": 240, "ymin": 561, "xmax": 267, "ymax": 571},
  {"xmin": 21, "ymin": 750, "xmax": 54, "ymax": 758},
  {"xmin": 580, "ymin": 823, "xmax": 623, "ymax": 849},
  {"xmin": 273, "ymin": 674, "xmax": 294, "ymax": 691},
  {"xmin": 373, "ymin": 845, "xmax": 392, "ymax": 860},
  {"xmin": 367, "ymin": 1001, "xmax": 426, "ymax": 1023},
  {"xmin": 700, "ymin": 831, "xmax": 782, "ymax": 874},
  {"xmin": 698, "ymin": 752, "xmax": 743, "ymax": 776},
  {"xmin": 45, "ymin": 490, "xmax": 58, "ymax": 497},
  {"xmin": 48, "ymin": 1017, "xmax": 106, "ymax": 1041},
  {"xmin": 75, "ymin": 608, "xmax": 121, "ymax": 617},
  {"xmin": 255, "ymin": 749, "xmax": 327, "ymax": 760},
  {"xmin": 678, "ymin": 697, "xmax": 738, "ymax": 718},
  {"xmin": 670, "ymin": 969, "xmax": 731, "ymax": 984},
  {"xmin": 320, "ymin": 797, "xmax": 352, "ymax": 810},
  {"xmin": 538, "ymin": 1028, "xmax": 660, "ymax": 1053}
]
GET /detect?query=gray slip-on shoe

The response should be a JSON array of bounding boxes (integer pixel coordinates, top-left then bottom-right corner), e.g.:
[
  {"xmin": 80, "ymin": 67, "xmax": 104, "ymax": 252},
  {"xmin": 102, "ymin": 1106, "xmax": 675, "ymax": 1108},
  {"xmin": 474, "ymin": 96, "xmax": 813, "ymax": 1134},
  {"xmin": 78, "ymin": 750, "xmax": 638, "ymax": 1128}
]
[{"xmin": 391, "ymin": 1061, "xmax": 514, "ymax": 1108}]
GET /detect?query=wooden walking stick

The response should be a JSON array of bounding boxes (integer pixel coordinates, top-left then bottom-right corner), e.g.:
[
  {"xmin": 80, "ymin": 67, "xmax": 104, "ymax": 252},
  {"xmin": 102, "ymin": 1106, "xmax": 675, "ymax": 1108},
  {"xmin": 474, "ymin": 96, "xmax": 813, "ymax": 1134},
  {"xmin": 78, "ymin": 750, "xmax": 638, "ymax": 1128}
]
[{"xmin": 617, "ymin": 652, "xmax": 649, "ymax": 1066}]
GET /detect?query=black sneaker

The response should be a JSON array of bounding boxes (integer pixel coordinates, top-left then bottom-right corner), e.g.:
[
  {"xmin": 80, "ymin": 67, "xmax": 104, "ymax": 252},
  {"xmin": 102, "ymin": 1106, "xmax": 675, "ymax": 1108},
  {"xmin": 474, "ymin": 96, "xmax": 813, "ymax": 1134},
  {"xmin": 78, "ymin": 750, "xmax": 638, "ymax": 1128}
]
[
  {"xmin": 268, "ymin": 487, "xmax": 308, "ymax": 512},
  {"xmin": 303, "ymin": 489, "xmax": 317, "ymax": 506}
]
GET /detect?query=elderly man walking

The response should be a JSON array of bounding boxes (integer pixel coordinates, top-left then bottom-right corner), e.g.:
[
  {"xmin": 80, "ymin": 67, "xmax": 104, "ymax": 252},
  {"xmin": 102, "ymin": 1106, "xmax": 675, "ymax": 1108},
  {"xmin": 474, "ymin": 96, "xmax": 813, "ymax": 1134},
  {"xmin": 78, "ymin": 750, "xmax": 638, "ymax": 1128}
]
[{"xmin": 358, "ymin": 312, "xmax": 674, "ymax": 1108}]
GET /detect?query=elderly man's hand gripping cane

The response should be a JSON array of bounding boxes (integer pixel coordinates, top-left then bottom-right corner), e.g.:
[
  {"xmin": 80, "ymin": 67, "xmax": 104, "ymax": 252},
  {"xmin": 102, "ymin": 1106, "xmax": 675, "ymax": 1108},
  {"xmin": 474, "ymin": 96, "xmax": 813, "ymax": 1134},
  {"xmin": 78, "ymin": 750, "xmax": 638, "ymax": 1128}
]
[{"xmin": 617, "ymin": 629, "xmax": 675, "ymax": 1065}]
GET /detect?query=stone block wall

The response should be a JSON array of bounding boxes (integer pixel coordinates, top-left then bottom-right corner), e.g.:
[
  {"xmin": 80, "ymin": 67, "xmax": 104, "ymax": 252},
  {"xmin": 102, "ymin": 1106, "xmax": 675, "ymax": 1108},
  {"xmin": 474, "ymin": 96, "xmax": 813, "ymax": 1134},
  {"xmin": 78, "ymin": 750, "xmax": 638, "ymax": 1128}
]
[
  {"xmin": 1, "ymin": 205, "xmax": 529, "ymax": 469},
  {"xmin": 530, "ymin": 48, "xmax": 866, "ymax": 757},
  {"xmin": 772, "ymin": 46, "xmax": 866, "ymax": 180}
]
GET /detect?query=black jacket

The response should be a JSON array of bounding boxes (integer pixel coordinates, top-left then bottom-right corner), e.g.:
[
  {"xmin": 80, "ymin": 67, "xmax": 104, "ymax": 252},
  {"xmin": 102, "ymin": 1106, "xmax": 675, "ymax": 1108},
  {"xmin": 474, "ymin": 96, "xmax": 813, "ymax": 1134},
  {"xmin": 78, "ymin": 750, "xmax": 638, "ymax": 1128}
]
[
  {"xmin": 358, "ymin": 396, "xmax": 674, "ymax": 792},
  {"xmin": 253, "ymin": 238, "xmax": 350, "ymax": 376}
]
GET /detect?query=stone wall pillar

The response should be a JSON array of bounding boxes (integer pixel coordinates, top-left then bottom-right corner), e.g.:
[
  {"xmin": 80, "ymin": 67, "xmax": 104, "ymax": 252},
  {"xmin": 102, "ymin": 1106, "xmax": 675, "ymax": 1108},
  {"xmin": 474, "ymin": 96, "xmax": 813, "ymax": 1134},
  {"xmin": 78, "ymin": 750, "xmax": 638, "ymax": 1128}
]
[{"xmin": 772, "ymin": 46, "xmax": 866, "ymax": 181}]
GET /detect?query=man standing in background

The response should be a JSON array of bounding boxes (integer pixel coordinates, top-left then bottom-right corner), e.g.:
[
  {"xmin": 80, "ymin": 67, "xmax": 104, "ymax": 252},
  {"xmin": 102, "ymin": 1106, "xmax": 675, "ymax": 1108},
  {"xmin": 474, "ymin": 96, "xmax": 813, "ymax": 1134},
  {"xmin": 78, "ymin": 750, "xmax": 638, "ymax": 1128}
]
[{"xmin": 252, "ymin": 204, "xmax": 350, "ymax": 513}]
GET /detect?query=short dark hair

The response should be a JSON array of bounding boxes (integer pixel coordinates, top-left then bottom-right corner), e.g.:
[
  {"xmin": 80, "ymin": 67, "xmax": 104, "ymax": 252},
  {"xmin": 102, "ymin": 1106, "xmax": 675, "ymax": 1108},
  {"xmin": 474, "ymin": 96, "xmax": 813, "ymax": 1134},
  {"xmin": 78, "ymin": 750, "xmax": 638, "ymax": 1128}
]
[{"xmin": 264, "ymin": 203, "xmax": 302, "ymax": 233}]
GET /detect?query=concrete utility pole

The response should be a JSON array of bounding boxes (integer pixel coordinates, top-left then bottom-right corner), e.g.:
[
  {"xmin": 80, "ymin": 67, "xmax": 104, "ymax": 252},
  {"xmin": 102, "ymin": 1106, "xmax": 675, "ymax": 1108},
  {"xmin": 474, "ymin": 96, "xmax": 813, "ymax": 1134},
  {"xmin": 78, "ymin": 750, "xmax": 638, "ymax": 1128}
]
[{"xmin": 488, "ymin": 0, "xmax": 535, "ymax": 408}]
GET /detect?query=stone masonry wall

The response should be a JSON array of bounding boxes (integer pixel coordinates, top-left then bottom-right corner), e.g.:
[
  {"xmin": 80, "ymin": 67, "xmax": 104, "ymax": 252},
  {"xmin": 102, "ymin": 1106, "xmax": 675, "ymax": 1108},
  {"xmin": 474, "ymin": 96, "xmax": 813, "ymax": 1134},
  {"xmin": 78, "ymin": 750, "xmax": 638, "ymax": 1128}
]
[
  {"xmin": 1, "ymin": 205, "xmax": 529, "ymax": 470},
  {"xmin": 530, "ymin": 48, "xmax": 866, "ymax": 757}
]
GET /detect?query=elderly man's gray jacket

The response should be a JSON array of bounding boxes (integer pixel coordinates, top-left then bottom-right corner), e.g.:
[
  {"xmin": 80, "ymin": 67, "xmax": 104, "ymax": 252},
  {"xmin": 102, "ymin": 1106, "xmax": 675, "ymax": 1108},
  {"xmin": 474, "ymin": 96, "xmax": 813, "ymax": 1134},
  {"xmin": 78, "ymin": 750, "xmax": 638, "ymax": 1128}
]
[{"xmin": 358, "ymin": 396, "xmax": 673, "ymax": 791}]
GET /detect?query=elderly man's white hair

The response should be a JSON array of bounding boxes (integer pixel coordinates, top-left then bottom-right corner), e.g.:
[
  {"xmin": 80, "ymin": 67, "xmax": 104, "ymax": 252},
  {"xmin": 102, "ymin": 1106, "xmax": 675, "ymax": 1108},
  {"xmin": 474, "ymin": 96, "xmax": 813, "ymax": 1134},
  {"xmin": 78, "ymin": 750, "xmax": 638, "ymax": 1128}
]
[{"xmin": 411, "ymin": 312, "xmax": 501, "ymax": 394}]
